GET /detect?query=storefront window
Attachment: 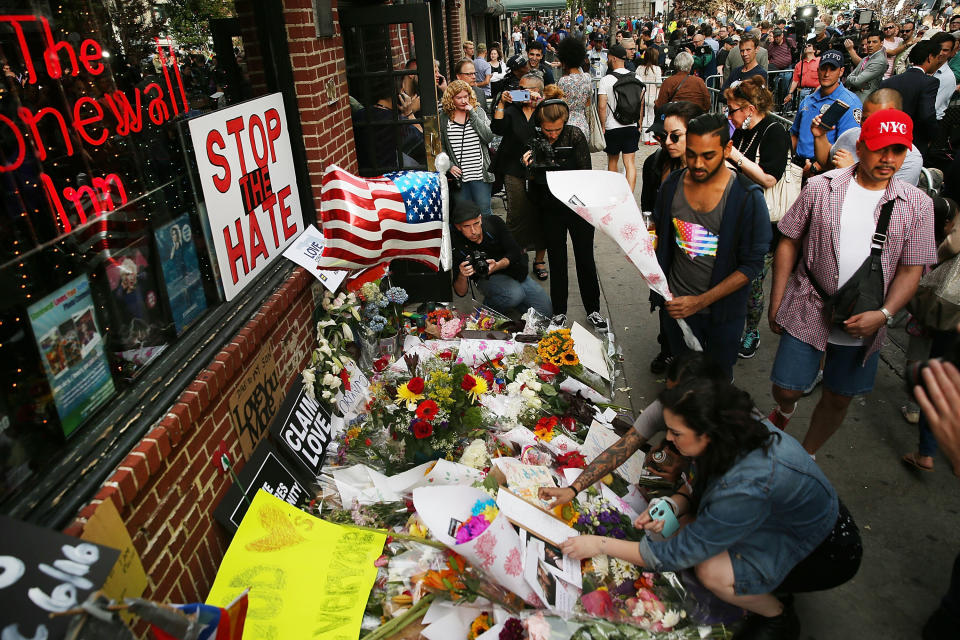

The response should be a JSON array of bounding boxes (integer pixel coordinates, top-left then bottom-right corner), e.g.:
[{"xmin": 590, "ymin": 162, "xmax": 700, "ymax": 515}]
[{"xmin": 0, "ymin": 1, "xmax": 270, "ymax": 502}]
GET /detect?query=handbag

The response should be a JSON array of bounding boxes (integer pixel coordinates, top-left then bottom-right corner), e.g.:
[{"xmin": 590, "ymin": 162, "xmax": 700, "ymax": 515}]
[
  {"xmin": 751, "ymin": 123, "xmax": 801, "ymax": 222},
  {"xmin": 587, "ymin": 101, "xmax": 606, "ymax": 153},
  {"xmin": 907, "ymin": 252, "xmax": 960, "ymax": 331},
  {"xmin": 806, "ymin": 200, "xmax": 895, "ymax": 324}
]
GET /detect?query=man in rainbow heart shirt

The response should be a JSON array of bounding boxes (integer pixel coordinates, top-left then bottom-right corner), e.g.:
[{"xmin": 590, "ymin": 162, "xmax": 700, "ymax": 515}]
[{"xmin": 650, "ymin": 113, "xmax": 771, "ymax": 379}]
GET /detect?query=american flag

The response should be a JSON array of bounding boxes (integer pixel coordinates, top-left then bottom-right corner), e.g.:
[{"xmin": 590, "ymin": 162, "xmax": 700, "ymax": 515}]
[{"xmin": 317, "ymin": 166, "xmax": 448, "ymax": 270}]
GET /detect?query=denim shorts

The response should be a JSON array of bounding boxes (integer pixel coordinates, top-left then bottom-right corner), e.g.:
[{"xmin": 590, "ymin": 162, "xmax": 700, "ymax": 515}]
[{"xmin": 771, "ymin": 332, "xmax": 881, "ymax": 397}]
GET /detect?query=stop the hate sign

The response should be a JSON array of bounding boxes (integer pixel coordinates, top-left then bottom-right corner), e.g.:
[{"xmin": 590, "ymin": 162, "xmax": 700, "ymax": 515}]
[{"xmin": 189, "ymin": 93, "xmax": 305, "ymax": 300}]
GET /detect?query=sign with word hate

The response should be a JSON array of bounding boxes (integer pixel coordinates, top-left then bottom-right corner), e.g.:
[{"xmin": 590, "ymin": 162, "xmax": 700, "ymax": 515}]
[
  {"xmin": 188, "ymin": 93, "xmax": 304, "ymax": 300},
  {"xmin": 0, "ymin": 515, "xmax": 119, "ymax": 640}
]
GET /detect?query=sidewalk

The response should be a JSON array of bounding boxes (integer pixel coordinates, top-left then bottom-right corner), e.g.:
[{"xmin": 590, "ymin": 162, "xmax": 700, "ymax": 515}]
[{"xmin": 488, "ymin": 147, "xmax": 960, "ymax": 638}]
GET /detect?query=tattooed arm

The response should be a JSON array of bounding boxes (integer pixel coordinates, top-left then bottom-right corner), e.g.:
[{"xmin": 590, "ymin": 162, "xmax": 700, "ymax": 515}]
[{"xmin": 538, "ymin": 428, "xmax": 646, "ymax": 506}]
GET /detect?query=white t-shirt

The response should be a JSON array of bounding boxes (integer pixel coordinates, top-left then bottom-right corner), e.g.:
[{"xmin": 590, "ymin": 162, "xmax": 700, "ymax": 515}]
[
  {"xmin": 597, "ymin": 68, "xmax": 634, "ymax": 130},
  {"xmin": 828, "ymin": 178, "xmax": 885, "ymax": 346},
  {"xmin": 512, "ymin": 31, "xmax": 522, "ymax": 42}
]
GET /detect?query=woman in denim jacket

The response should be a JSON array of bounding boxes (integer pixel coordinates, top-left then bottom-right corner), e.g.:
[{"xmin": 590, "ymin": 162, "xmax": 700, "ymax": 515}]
[{"xmin": 561, "ymin": 377, "xmax": 862, "ymax": 640}]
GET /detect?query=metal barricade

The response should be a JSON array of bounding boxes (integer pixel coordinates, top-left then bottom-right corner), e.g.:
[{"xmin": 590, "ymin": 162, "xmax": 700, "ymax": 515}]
[
  {"xmin": 705, "ymin": 78, "xmax": 793, "ymax": 130},
  {"xmin": 765, "ymin": 69, "xmax": 796, "ymax": 117}
]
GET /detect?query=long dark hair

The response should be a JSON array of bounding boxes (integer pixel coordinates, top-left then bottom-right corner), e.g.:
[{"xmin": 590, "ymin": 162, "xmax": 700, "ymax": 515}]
[{"xmin": 659, "ymin": 377, "xmax": 778, "ymax": 508}]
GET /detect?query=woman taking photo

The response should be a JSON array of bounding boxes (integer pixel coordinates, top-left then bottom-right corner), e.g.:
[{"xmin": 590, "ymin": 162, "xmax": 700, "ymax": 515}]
[
  {"xmin": 439, "ymin": 80, "xmax": 495, "ymax": 217},
  {"xmin": 723, "ymin": 75, "xmax": 790, "ymax": 360},
  {"xmin": 557, "ymin": 377, "xmax": 862, "ymax": 640},
  {"xmin": 522, "ymin": 85, "xmax": 606, "ymax": 330},
  {"xmin": 556, "ymin": 36, "xmax": 592, "ymax": 138},
  {"xmin": 492, "ymin": 72, "xmax": 549, "ymax": 281},
  {"xmin": 637, "ymin": 46, "xmax": 662, "ymax": 145}
]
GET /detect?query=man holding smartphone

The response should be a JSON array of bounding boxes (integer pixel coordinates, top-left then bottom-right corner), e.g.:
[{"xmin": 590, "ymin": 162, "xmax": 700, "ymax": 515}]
[{"xmin": 789, "ymin": 50, "xmax": 862, "ymax": 171}]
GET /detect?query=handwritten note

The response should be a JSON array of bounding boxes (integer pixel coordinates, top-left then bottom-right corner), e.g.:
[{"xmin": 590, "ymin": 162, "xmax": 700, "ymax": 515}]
[
  {"xmin": 80, "ymin": 499, "xmax": 147, "ymax": 624},
  {"xmin": 228, "ymin": 342, "xmax": 285, "ymax": 458},
  {"xmin": 207, "ymin": 490, "xmax": 385, "ymax": 639}
]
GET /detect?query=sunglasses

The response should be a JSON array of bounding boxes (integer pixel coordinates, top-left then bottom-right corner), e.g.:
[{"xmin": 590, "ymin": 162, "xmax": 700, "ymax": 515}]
[{"xmin": 656, "ymin": 131, "xmax": 684, "ymax": 143}]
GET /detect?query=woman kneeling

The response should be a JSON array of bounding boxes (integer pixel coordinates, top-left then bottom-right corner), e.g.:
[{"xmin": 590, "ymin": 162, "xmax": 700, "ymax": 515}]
[{"xmin": 562, "ymin": 377, "xmax": 862, "ymax": 640}]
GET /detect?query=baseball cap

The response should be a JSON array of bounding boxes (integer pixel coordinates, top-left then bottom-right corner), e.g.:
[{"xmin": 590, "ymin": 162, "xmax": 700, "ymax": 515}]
[
  {"xmin": 773, "ymin": 28, "xmax": 783, "ymax": 36},
  {"xmin": 506, "ymin": 54, "xmax": 528, "ymax": 70},
  {"xmin": 819, "ymin": 50, "xmax": 844, "ymax": 68},
  {"xmin": 608, "ymin": 43, "xmax": 628, "ymax": 59},
  {"xmin": 723, "ymin": 37, "xmax": 737, "ymax": 46},
  {"xmin": 744, "ymin": 25, "xmax": 753, "ymax": 32},
  {"xmin": 814, "ymin": 21, "xmax": 826, "ymax": 33},
  {"xmin": 859, "ymin": 109, "xmax": 913, "ymax": 151},
  {"xmin": 647, "ymin": 106, "xmax": 667, "ymax": 136}
]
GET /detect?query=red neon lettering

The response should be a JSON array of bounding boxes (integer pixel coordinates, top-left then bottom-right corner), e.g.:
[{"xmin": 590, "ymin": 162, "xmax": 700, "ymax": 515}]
[
  {"xmin": 0, "ymin": 16, "xmax": 39, "ymax": 84},
  {"xmin": 277, "ymin": 185, "xmax": 298, "ymax": 241},
  {"xmin": 144, "ymin": 83, "xmax": 170, "ymax": 125},
  {"xmin": 223, "ymin": 219, "xmax": 249, "ymax": 284},
  {"xmin": 40, "ymin": 16, "xmax": 79, "ymax": 80},
  {"xmin": 225, "ymin": 117, "xmax": 248, "ymax": 175},
  {"xmin": 157, "ymin": 42, "xmax": 179, "ymax": 118},
  {"xmin": 103, "ymin": 91, "xmax": 143, "ymax": 136},
  {"xmin": 73, "ymin": 97, "xmax": 108, "ymax": 146},
  {"xmin": 206, "ymin": 131, "xmax": 231, "ymax": 193},
  {"xmin": 248, "ymin": 210, "xmax": 269, "ymax": 269},
  {"xmin": 17, "ymin": 105, "xmax": 73, "ymax": 161},
  {"xmin": 261, "ymin": 193, "xmax": 280, "ymax": 248},
  {"xmin": 249, "ymin": 114, "xmax": 268, "ymax": 168},
  {"xmin": 92, "ymin": 173, "xmax": 128, "ymax": 208},
  {"xmin": 79, "ymin": 39, "xmax": 104, "ymax": 75},
  {"xmin": 62, "ymin": 185, "xmax": 99, "ymax": 223},
  {"xmin": 40, "ymin": 172, "xmax": 72, "ymax": 234},
  {"xmin": 0, "ymin": 114, "xmax": 26, "ymax": 172},
  {"xmin": 264, "ymin": 108, "xmax": 281, "ymax": 164}
]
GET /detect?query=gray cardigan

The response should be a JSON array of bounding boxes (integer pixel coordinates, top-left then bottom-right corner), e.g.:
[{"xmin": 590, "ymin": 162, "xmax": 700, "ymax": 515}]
[{"xmin": 439, "ymin": 108, "xmax": 495, "ymax": 183}]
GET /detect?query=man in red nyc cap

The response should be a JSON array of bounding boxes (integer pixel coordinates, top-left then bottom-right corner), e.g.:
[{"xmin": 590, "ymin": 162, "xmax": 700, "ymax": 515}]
[{"xmin": 767, "ymin": 108, "xmax": 936, "ymax": 455}]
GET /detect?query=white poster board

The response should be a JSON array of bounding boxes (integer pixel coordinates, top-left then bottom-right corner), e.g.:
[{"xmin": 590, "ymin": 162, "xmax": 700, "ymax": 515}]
[{"xmin": 189, "ymin": 92, "xmax": 305, "ymax": 300}]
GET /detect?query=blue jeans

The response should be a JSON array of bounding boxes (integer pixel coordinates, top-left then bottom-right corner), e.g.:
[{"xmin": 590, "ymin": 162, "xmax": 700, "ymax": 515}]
[
  {"xmin": 454, "ymin": 180, "xmax": 493, "ymax": 217},
  {"xmin": 476, "ymin": 273, "xmax": 552, "ymax": 317}
]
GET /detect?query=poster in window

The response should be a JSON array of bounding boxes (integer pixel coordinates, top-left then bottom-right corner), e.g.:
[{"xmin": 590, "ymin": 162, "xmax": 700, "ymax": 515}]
[
  {"xmin": 103, "ymin": 240, "xmax": 168, "ymax": 369},
  {"xmin": 27, "ymin": 276, "xmax": 116, "ymax": 437},
  {"xmin": 155, "ymin": 214, "xmax": 207, "ymax": 335}
]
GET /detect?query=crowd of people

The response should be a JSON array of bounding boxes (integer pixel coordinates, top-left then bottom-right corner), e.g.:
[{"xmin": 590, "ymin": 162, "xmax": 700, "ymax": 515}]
[{"xmin": 438, "ymin": 9, "xmax": 960, "ymax": 639}]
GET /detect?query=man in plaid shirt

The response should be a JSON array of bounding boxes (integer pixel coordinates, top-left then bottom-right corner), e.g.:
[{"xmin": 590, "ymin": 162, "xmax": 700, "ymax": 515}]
[{"xmin": 767, "ymin": 109, "xmax": 936, "ymax": 454}]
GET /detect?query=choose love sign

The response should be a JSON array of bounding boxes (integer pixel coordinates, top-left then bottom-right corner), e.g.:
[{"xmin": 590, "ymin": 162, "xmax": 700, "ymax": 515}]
[{"xmin": 0, "ymin": 515, "xmax": 119, "ymax": 639}]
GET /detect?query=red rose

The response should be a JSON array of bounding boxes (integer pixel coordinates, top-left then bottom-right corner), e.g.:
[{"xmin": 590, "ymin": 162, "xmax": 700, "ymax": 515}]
[
  {"xmin": 412, "ymin": 419, "xmax": 433, "ymax": 439},
  {"xmin": 561, "ymin": 416, "xmax": 575, "ymax": 430},
  {"xmin": 461, "ymin": 374, "xmax": 476, "ymax": 390},
  {"xmin": 364, "ymin": 438, "xmax": 372, "ymax": 446},
  {"xmin": 438, "ymin": 350, "xmax": 453, "ymax": 360},
  {"xmin": 416, "ymin": 399, "xmax": 439, "ymax": 421},
  {"xmin": 373, "ymin": 355, "xmax": 390, "ymax": 372},
  {"xmin": 407, "ymin": 376, "xmax": 425, "ymax": 394}
]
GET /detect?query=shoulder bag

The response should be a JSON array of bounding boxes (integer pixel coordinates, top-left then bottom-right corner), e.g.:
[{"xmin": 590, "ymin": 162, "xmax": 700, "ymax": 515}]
[
  {"xmin": 587, "ymin": 98, "xmax": 606, "ymax": 152},
  {"xmin": 907, "ymin": 252, "xmax": 960, "ymax": 331},
  {"xmin": 806, "ymin": 199, "xmax": 895, "ymax": 324},
  {"xmin": 749, "ymin": 121, "xmax": 801, "ymax": 222}
]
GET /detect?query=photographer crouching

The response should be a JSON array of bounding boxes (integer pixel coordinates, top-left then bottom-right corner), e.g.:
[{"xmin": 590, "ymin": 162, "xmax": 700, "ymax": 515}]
[
  {"xmin": 452, "ymin": 201, "xmax": 552, "ymax": 317},
  {"xmin": 523, "ymin": 86, "xmax": 606, "ymax": 329}
]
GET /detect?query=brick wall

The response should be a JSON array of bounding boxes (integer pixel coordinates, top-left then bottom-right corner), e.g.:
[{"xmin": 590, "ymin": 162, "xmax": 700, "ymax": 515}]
[{"xmin": 60, "ymin": 0, "xmax": 355, "ymax": 624}]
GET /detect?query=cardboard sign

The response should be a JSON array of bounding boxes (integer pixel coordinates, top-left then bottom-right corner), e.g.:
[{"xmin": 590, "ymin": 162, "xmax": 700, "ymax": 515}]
[
  {"xmin": 0, "ymin": 515, "xmax": 119, "ymax": 639},
  {"xmin": 228, "ymin": 342, "xmax": 284, "ymax": 459},
  {"xmin": 207, "ymin": 490, "xmax": 384, "ymax": 640},
  {"xmin": 188, "ymin": 93, "xmax": 305, "ymax": 300},
  {"xmin": 80, "ymin": 499, "xmax": 148, "ymax": 624},
  {"xmin": 281, "ymin": 225, "xmax": 348, "ymax": 293},
  {"xmin": 268, "ymin": 378, "xmax": 333, "ymax": 479},
  {"xmin": 214, "ymin": 440, "xmax": 310, "ymax": 534}
]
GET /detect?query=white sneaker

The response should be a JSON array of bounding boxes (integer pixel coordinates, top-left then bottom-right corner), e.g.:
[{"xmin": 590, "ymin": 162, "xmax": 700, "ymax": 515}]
[{"xmin": 587, "ymin": 312, "xmax": 608, "ymax": 331}]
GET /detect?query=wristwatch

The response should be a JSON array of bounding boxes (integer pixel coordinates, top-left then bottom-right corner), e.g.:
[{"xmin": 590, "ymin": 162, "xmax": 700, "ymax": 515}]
[{"xmin": 880, "ymin": 307, "xmax": 893, "ymax": 325}]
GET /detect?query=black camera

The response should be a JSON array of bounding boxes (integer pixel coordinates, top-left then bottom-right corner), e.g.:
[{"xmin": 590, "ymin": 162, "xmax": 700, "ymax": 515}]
[
  {"xmin": 905, "ymin": 336, "xmax": 960, "ymax": 394},
  {"xmin": 468, "ymin": 250, "xmax": 490, "ymax": 278},
  {"xmin": 529, "ymin": 134, "xmax": 559, "ymax": 170}
]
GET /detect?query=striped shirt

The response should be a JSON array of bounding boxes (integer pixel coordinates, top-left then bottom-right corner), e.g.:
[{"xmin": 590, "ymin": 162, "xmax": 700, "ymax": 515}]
[
  {"xmin": 446, "ymin": 118, "xmax": 485, "ymax": 182},
  {"xmin": 775, "ymin": 166, "xmax": 937, "ymax": 359}
]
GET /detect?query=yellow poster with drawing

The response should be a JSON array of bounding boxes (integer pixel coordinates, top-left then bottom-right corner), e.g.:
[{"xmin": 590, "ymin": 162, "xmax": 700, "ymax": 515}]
[{"xmin": 206, "ymin": 490, "xmax": 385, "ymax": 639}]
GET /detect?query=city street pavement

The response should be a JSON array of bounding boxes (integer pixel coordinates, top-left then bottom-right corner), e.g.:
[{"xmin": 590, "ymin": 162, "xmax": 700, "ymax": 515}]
[{"xmin": 474, "ymin": 145, "xmax": 960, "ymax": 639}]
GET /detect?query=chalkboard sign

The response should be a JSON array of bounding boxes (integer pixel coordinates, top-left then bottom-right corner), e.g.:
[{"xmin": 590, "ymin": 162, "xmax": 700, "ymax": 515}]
[
  {"xmin": 268, "ymin": 378, "xmax": 333, "ymax": 479},
  {"xmin": 0, "ymin": 515, "xmax": 120, "ymax": 639},
  {"xmin": 214, "ymin": 440, "xmax": 311, "ymax": 535}
]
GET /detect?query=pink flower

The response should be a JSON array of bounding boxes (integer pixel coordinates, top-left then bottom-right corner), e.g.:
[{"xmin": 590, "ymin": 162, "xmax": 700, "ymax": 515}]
[{"xmin": 581, "ymin": 589, "xmax": 618, "ymax": 618}]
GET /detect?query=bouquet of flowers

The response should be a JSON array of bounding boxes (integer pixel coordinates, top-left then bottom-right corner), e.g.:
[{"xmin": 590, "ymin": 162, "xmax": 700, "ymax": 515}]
[{"xmin": 537, "ymin": 328, "xmax": 579, "ymax": 368}]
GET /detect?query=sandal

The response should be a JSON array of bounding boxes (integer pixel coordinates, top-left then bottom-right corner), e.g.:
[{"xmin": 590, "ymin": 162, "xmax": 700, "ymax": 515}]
[
  {"xmin": 901, "ymin": 452, "xmax": 934, "ymax": 472},
  {"xmin": 532, "ymin": 261, "xmax": 548, "ymax": 281}
]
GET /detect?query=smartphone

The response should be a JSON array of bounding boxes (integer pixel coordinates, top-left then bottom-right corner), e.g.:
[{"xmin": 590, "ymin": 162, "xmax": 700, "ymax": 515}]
[
  {"xmin": 817, "ymin": 99, "xmax": 850, "ymax": 130},
  {"xmin": 507, "ymin": 89, "xmax": 530, "ymax": 102}
]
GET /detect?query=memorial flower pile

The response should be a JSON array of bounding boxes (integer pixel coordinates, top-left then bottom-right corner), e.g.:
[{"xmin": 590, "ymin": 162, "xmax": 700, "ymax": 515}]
[
  {"xmin": 454, "ymin": 497, "xmax": 498, "ymax": 544},
  {"xmin": 537, "ymin": 328, "xmax": 579, "ymax": 368}
]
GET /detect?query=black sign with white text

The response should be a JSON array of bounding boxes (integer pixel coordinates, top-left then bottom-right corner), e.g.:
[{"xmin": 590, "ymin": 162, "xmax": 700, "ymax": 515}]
[{"xmin": 268, "ymin": 378, "xmax": 333, "ymax": 479}]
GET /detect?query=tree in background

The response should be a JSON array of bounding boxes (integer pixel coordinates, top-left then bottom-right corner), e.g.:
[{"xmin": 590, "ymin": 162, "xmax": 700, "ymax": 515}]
[{"xmin": 162, "ymin": 0, "xmax": 234, "ymax": 49}]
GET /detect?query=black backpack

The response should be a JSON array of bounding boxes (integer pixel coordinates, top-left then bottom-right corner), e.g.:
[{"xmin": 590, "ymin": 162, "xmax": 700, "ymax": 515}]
[{"xmin": 611, "ymin": 72, "xmax": 646, "ymax": 125}]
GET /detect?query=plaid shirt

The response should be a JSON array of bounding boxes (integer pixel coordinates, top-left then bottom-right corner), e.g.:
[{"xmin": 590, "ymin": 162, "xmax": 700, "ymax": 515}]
[{"xmin": 776, "ymin": 166, "xmax": 936, "ymax": 359}]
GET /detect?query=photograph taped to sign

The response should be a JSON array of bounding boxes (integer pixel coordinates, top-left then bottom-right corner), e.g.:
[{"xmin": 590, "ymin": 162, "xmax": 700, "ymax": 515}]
[
  {"xmin": 0, "ymin": 515, "xmax": 119, "ymax": 640},
  {"xmin": 268, "ymin": 377, "xmax": 333, "ymax": 479},
  {"xmin": 213, "ymin": 440, "xmax": 310, "ymax": 534},
  {"xmin": 188, "ymin": 92, "xmax": 305, "ymax": 300}
]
